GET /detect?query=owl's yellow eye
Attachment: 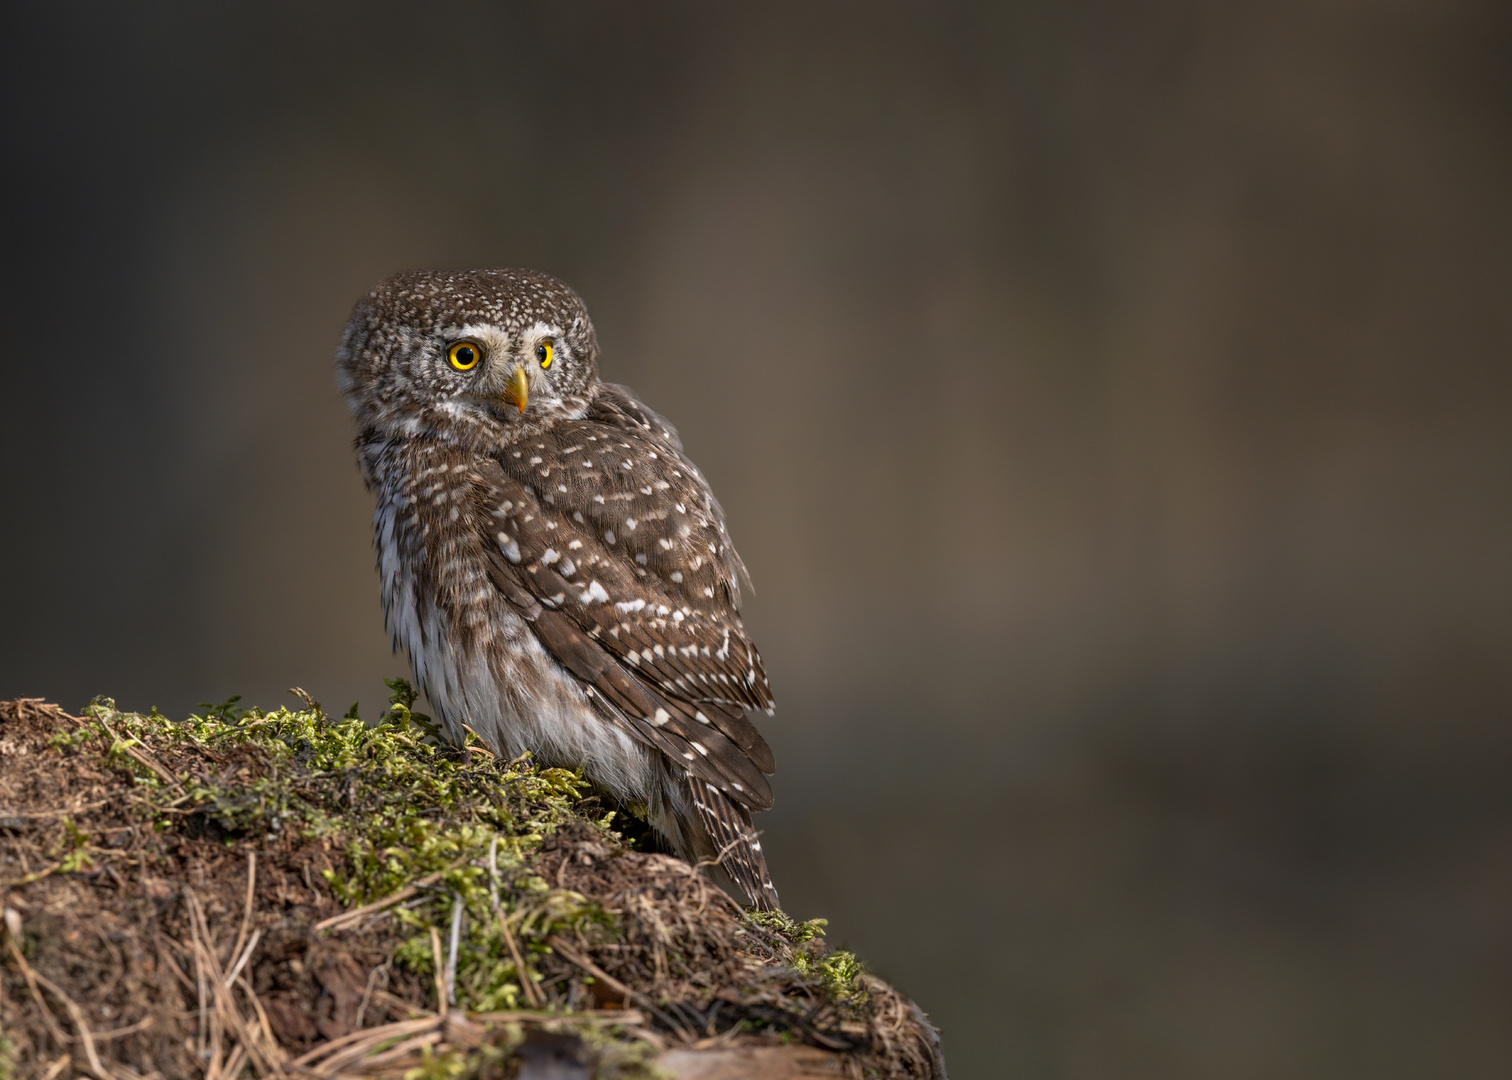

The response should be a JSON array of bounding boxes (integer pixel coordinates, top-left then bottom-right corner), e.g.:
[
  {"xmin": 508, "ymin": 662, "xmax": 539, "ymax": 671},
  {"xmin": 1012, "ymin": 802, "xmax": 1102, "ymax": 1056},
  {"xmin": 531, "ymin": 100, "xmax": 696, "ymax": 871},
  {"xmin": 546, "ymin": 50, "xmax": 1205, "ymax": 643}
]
[
  {"xmin": 536, "ymin": 340, "xmax": 554, "ymax": 369},
  {"xmin": 447, "ymin": 340, "xmax": 483, "ymax": 371}
]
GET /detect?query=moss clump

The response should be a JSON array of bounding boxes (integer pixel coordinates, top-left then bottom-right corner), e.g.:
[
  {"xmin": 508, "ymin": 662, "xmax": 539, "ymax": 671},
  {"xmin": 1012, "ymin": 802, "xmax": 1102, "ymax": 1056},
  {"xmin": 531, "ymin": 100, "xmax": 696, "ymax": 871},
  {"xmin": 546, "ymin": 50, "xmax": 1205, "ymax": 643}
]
[{"xmin": 0, "ymin": 690, "xmax": 945, "ymax": 1078}]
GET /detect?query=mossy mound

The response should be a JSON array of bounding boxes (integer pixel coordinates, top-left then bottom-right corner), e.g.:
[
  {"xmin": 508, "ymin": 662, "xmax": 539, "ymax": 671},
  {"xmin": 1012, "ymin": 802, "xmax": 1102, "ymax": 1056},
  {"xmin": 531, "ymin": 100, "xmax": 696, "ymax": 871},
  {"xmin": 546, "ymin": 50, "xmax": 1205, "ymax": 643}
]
[{"xmin": 0, "ymin": 690, "xmax": 944, "ymax": 1079}]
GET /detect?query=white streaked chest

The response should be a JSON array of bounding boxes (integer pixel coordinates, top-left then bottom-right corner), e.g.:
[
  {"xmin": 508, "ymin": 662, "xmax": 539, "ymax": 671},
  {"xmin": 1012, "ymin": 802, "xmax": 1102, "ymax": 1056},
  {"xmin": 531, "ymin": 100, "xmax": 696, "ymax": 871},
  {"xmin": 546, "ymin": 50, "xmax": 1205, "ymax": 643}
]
[{"xmin": 366, "ymin": 441, "xmax": 656, "ymax": 802}]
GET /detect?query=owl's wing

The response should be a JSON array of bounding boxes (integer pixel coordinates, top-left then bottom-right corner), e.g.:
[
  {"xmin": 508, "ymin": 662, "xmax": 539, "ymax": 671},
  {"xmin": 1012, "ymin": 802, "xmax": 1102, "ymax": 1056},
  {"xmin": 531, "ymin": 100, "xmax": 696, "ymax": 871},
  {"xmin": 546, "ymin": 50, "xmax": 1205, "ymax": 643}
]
[
  {"xmin": 470, "ymin": 428, "xmax": 775, "ymax": 811},
  {"xmin": 593, "ymin": 382, "xmax": 685, "ymax": 451}
]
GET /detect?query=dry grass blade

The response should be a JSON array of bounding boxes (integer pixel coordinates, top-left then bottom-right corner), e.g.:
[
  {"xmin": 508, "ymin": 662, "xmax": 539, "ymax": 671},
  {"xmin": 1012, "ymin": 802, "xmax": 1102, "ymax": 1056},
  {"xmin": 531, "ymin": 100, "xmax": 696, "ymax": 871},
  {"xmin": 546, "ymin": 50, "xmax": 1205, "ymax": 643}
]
[
  {"xmin": 487, "ymin": 834, "xmax": 545, "ymax": 1009},
  {"xmin": 493, "ymin": 897, "xmax": 545, "ymax": 1008},
  {"xmin": 0, "ymin": 861, "xmax": 61, "ymax": 890},
  {"xmin": 228, "ymin": 851, "xmax": 256, "ymax": 973},
  {"xmin": 225, "ymin": 929, "xmax": 262, "ymax": 989},
  {"xmin": 298, "ymin": 1018, "xmax": 443, "ymax": 1075},
  {"xmin": 351, "ymin": 1030, "xmax": 442, "ymax": 1068},
  {"xmin": 95, "ymin": 717, "xmax": 184, "ymax": 793},
  {"xmin": 429, "ymin": 926, "xmax": 447, "ymax": 1014},
  {"xmin": 446, "ymin": 893, "xmax": 463, "ymax": 1007},
  {"xmin": 465, "ymin": 1008, "xmax": 647, "ymax": 1025},
  {"xmin": 27, "ymin": 965, "xmax": 109, "ymax": 1078},
  {"xmin": 184, "ymin": 888, "xmax": 286, "ymax": 1078},
  {"xmin": 290, "ymin": 1017, "xmax": 441, "ymax": 1069},
  {"xmin": 5, "ymin": 929, "xmax": 70, "ymax": 1048},
  {"xmin": 312, "ymin": 863, "xmax": 458, "ymax": 932}
]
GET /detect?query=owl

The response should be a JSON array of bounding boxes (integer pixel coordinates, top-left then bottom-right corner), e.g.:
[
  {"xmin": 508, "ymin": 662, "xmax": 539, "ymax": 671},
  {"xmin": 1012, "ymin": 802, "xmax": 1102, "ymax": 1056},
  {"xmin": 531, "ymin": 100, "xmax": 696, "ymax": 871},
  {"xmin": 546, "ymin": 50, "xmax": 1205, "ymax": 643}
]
[{"xmin": 337, "ymin": 268, "xmax": 779, "ymax": 909}]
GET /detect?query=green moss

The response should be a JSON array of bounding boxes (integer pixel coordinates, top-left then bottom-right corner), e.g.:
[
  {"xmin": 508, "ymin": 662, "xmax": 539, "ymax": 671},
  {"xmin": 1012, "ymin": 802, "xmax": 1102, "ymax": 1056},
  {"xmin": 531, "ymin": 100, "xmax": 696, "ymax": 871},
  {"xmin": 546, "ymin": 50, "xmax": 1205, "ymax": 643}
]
[
  {"xmin": 746, "ymin": 909, "xmax": 830, "ymax": 945},
  {"xmin": 746, "ymin": 910, "xmax": 865, "ymax": 1002},
  {"xmin": 73, "ymin": 683, "xmax": 620, "ymax": 1018}
]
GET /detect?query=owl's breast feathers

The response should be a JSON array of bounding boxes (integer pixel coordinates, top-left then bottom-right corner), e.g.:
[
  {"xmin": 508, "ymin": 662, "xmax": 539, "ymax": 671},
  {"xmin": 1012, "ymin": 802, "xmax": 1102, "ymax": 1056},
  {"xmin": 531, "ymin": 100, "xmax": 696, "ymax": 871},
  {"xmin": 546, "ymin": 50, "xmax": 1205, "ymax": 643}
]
[{"xmin": 385, "ymin": 383, "xmax": 777, "ymax": 815}]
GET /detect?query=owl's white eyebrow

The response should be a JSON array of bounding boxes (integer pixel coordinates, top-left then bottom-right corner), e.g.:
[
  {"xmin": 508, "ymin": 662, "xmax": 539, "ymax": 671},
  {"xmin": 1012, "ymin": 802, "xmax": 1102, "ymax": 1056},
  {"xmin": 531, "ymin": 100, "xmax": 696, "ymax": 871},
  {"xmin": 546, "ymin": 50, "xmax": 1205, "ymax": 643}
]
[
  {"xmin": 441, "ymin": 325, "xmax": 512, "ymax": 352},
  {"xmin": 522, "ymin": 320, "xmax": 563, "ymax": 344}
]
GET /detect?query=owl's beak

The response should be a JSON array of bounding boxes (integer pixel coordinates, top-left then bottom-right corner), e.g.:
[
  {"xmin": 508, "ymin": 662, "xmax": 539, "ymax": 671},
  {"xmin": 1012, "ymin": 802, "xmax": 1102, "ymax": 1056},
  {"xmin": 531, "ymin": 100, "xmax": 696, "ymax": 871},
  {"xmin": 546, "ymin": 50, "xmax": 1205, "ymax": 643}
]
[{"xmin": 501, "ymin": 367, "xmax": 529, "ymax": 414}]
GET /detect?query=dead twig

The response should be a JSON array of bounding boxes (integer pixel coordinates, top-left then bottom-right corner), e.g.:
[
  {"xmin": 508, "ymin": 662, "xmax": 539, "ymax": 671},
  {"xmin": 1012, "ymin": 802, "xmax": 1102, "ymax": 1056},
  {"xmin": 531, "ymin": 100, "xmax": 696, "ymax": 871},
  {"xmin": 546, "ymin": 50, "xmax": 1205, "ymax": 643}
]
[
  {"xmin": 548, "ymin": 935, "xmax": 693, "ymax": 1040},
  {"xmin": 313, "ymin": 862, "xmax": 461, "ymax": 933},
  {"xmin": 490, "ymin": 834, "xmax": 545, "ymax": 1009}
]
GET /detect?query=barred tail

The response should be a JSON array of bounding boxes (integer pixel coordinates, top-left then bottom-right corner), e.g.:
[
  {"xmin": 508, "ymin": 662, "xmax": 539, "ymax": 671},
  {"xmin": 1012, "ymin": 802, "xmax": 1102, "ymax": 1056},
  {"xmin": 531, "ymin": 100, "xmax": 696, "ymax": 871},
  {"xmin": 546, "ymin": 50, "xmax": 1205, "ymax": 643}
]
[{"xmin": 688, "ymin": 776, "xmax": 780, "ymax": 911}]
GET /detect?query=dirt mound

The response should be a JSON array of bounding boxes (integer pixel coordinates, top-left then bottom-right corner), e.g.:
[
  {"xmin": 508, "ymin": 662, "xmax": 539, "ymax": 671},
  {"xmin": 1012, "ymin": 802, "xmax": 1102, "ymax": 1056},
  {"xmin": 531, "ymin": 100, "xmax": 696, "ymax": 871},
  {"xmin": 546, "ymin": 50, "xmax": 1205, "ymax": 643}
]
[{"xmin": 0, "ymin": 692, "xmax": 944, "ymax": 1079}]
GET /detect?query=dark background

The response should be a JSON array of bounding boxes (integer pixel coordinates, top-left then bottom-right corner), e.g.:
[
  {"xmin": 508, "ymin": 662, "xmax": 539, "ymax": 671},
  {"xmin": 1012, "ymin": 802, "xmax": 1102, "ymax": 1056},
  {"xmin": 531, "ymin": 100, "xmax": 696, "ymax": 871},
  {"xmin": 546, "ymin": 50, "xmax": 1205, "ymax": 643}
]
[{"xmin": 3, "ymin": 2, "xmax": 1510, "ymax": 1076}]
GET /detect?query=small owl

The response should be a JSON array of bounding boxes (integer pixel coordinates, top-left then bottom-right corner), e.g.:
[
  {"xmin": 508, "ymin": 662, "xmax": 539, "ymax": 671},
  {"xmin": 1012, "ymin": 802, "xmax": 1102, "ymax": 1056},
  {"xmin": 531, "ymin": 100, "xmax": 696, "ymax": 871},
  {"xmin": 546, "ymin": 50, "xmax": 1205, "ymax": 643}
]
[{"xmin": 337, "ymin": 268, "xmax": 779, "ymax": 908}]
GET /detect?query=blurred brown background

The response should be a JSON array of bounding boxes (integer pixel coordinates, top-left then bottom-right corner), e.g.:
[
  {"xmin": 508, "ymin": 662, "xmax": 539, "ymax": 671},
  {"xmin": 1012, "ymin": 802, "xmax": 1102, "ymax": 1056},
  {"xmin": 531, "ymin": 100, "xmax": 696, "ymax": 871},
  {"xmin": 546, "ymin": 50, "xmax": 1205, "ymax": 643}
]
[{"xmin": 3, "ymin": 2, "xmax": 1510, "ymax": 1076}]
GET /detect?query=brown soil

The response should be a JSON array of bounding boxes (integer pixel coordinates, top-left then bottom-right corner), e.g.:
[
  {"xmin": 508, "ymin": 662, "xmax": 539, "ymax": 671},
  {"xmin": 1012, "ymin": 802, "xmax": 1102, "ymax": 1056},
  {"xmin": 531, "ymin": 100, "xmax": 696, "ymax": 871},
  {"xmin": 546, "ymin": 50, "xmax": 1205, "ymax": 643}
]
[{"xmin": 0, "ymin": 699, "xmax": 945, "ymax": 1079}]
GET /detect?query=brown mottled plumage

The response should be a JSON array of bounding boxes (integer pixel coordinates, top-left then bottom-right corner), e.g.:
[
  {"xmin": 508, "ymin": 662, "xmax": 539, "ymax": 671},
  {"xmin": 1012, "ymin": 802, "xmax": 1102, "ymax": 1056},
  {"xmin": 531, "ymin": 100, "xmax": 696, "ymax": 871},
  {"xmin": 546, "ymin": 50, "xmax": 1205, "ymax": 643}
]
[{"xmin": 337, "ymin": 268, "xmax": 779, "ymax": 908}]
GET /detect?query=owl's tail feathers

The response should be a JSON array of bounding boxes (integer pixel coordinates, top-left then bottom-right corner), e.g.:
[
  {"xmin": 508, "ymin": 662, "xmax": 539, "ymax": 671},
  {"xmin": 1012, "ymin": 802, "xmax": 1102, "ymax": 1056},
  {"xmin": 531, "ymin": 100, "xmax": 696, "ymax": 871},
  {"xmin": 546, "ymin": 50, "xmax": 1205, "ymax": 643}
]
[{"xmin": 688, "ymin": 776, "xmax": 781, "ymax": 911}]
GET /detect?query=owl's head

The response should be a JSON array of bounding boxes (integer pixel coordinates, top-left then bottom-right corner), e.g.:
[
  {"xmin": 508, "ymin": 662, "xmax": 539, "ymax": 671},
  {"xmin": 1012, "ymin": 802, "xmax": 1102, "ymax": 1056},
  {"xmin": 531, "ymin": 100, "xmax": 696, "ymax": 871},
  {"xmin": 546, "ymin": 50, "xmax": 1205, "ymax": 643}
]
[{"xmin": 337, "ymin": 268, "xmax": 601, "ymax": 444}]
